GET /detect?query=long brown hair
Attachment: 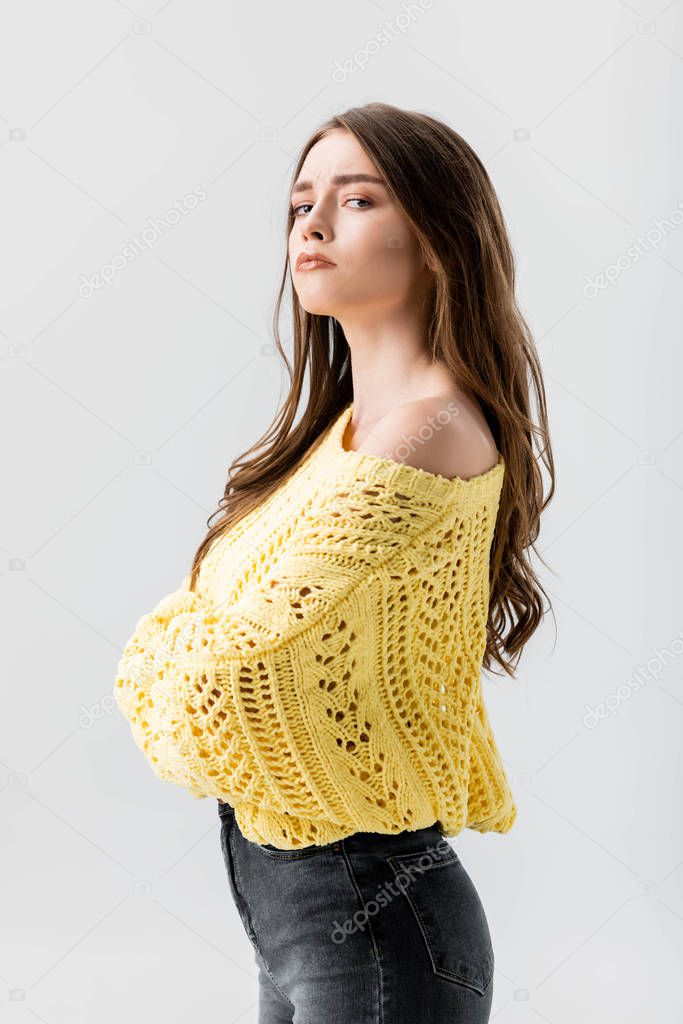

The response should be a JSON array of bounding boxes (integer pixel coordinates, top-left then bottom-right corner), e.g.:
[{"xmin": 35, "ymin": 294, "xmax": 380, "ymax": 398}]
[{"xmin": 186, "ymin": 101, "xmax": 556, "ymax": 678}]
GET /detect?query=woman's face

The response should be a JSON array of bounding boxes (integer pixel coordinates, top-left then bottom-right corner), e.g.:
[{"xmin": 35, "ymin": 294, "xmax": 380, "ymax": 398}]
[{"xmin": 288, "ymin": 129, "xmax": 431, "ymax": 318}]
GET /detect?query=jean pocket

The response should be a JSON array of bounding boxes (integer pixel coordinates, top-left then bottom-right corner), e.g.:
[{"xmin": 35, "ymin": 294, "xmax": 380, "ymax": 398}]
[
  {"xmin": 386, "ymin": 844, "xmax": 494, "ymax": 995},
  {"xmin": 255, "ymin": 839, "xmax": 335, "ymax": 861}
]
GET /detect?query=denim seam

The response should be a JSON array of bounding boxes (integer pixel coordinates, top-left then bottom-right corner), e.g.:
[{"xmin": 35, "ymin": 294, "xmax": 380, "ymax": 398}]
[
  {"xmin": 254, "ymin": 947, "xmax": 296, "ymax": 1014},
  {"xmin": 226, "ymin": 822, "xmax": 296, "ymax": 1012},
  {"xmin": 255, "ymin": 955, "xmax": 295, "ymax": 1013},
  {"xmin": 228, "ymin": 822, "xmax": 256, "ymax": 940},
  {"xmin": 341, "ymin": 847, "xmax": 384, "ymax": 1024},
  {"xmin": 223, "ymin": 819, "xmax": 292, "ymax": 1011}
]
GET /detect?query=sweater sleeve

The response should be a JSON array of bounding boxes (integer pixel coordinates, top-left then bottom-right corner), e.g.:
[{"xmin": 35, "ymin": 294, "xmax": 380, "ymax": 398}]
[
  {"xmin": 114, "ymin": 475, "xmax": 453, "ymax": 818},
  {"xmin": 114, "ymin": 469, "xmax": 514, "ymax": 845},
  {"xmin": 466, "ymin": 676, "xmax": 517, "ymax": 832},
  {"xmin": 113, "ymin": 573, "xmax": 211, "ymax": 798}
]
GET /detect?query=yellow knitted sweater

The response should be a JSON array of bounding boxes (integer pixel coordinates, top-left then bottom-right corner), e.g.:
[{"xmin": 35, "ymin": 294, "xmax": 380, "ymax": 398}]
[{"xmin": 114, "ymin": 402, "xmax": 517, "ymax": 849}]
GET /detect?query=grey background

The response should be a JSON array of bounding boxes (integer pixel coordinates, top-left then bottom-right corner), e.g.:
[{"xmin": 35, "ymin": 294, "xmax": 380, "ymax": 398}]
[{"xmin": 2, "ymin": 1, "xmax": 682, "ymax": 1021}]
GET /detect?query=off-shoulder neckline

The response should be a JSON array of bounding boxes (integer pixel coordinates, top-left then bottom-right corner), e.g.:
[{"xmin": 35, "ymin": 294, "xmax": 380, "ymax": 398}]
[{"xmin": 325, "ymin": 402, "xmax": 505, "ymax": 506}]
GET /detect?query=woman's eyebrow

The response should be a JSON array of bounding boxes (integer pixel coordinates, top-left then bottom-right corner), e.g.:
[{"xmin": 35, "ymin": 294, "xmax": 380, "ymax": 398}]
[{"xmin": 291, "ymin": 173, "xmax": 386, "ymax": 196}]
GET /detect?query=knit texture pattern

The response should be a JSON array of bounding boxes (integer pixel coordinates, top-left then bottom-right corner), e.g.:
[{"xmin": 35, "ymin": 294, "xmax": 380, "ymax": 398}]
[{"xmin": 114, "ymin": 403, "xmax": 517, "ymax": 849}]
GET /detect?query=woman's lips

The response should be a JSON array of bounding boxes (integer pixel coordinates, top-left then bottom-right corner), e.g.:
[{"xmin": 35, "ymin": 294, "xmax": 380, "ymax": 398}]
[{"xmin": 297, "ymin": 258, "xmax": 336, "ymax": 271}]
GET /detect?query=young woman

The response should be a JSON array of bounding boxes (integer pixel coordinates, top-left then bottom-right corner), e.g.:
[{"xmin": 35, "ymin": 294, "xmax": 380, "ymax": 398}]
[{"xmin": 115, "ymin": 102, "xmax": 554, "ymax": 1023}]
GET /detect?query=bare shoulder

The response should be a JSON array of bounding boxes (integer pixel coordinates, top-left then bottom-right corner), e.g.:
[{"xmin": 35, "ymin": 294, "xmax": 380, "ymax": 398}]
[{"xmin": 352, "ymin": 395, "xmax": 500, "ymax": 481}]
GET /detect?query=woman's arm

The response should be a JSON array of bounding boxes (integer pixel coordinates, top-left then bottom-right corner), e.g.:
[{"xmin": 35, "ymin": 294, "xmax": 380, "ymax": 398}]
[
  {"xmin": 114, "ymin": 465, "xmax": 514, "ymax": 837},
  {"xmin": 114, "ymin": 574, "xmax": 210, "ymax": 797},
  {"xmin": 114, "ymin": 473, "xmax": 456, "ymax": 821}
]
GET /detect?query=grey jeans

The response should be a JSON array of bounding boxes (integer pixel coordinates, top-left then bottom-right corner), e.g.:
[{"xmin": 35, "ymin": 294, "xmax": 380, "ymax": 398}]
[{"xmin": 217, "ymin": 800, "xmax": 495, "ymax": 1023}]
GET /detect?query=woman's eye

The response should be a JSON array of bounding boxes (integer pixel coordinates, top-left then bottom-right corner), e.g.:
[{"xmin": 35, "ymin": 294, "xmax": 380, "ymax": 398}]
[{"xmin": 292, "ymin": 197, "xmax": 372, "ymax": 217}]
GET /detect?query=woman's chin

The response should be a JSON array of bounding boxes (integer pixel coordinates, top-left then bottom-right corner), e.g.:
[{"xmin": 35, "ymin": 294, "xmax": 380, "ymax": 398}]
[{"xmin": 297, "ymin": 294, "xmax": 337, "ymax": 317}]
